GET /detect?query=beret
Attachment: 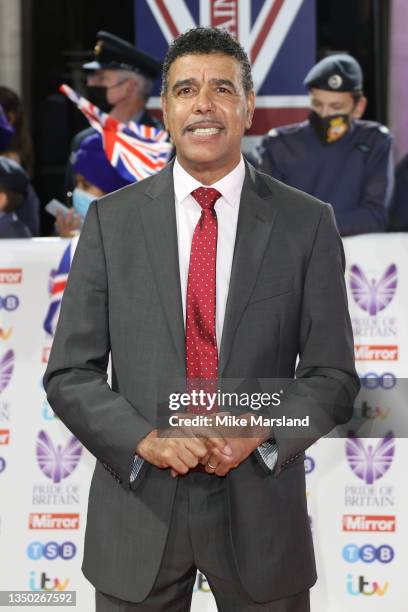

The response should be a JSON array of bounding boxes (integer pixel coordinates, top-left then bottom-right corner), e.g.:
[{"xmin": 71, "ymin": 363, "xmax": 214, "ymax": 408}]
[{"xmin": 304, "ymin": 54, "xmax": 363, "ymax": 92}]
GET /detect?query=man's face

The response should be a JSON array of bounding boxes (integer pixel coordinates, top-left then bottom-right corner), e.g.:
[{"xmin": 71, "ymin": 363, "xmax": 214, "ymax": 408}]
[
  {"xmin": 96, "ymin": 70, "xmax": 130, "ymax": 105},
  {"xmin": 309, "ymin": 88, "xmax": 365, "ymax": 119},
  {"xmin": 162, "ymin": 53, "xmax": 254, "ymax": 178}
]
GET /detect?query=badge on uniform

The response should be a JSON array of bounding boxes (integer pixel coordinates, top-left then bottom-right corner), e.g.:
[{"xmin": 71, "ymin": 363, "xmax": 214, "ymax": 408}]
[{"xmin": 326, "ymin": 115, "xmax": 349, "ymax": 143}]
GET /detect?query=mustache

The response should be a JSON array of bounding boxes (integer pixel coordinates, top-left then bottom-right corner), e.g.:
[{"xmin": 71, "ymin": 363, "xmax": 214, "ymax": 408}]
[{"xmin": 183, "ymin": 120, "xmax": 225, "ymax": 134}]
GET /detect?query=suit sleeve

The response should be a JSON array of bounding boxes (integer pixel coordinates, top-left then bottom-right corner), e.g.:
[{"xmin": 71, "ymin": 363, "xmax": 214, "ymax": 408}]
[
  {"xmin": 335, "ymin": 134, "xmax": 394, "ymax": 236},
  {"xmin": 43, "ymin": 202, "xmax": 154, "ymax": 490},
  {"xmin": 270, "ymin": 204, "xmax": 360, "ymax": 476}
]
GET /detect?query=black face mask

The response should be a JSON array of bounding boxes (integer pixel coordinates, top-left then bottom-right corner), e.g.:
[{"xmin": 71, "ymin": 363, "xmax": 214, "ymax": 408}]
[
  {"xmin": 86, "ymin": 86, "xmax": 113, "ymax": 113},
  {"xmin": 309, "ymin": 110, "xmax": 351, "ymax": 144}
]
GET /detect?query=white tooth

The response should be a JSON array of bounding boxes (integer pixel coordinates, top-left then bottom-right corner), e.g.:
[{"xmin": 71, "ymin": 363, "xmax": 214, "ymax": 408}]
[{"xmin": 192, "ymin": 128, "xmax": 220, "ymax": 135}]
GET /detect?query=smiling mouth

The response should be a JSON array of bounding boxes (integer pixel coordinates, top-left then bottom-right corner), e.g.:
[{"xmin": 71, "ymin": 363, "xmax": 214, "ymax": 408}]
[
  {"xmin": 190, "ymin": 127, "xmax": 221, "ymax": 135},
  {"xmin": 185, "ymin": 123, "xmax": 224, "ymax": 136}
]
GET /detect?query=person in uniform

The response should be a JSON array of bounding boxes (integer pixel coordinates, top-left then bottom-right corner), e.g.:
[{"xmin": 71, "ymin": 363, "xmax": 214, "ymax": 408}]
[
  {"xmin": 388, "ymin": 153, "xmax": 408, "ymax": 231},
  {"xmin": 256, "ymin": 54, "xmax": 394, "ymax": 236},
  {"xmin": 65, "ymin": 31, "xmax": 163, "ymax": 193},
  {"xmin": 0, "ymin": 156, "xmax": 31, "ymax": 238}
]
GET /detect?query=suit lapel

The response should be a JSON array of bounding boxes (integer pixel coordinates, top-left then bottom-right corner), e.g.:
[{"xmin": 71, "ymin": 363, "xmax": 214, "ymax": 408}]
[
  {"xmin": 139, "ymin": 162, "xmax": 277, "ymax": 377},
  {"xmin": 219, "ymin": 164, "xmax": 277, "ymax": 374},
  {"xmin": 140, "ymin": 163, "xmax": 186, "ymax": 372}
]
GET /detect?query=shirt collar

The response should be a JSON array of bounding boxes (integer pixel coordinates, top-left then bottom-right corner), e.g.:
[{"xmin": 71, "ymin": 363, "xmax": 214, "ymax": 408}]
[{"xmin": 173, "ymin": 156, "xmax": 245, "ymax": 208}]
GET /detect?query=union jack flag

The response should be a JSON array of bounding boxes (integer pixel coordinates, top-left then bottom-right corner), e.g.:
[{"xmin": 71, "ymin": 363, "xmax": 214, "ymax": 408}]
[
  {"xmin": 60, "ymin": 84, "xmax": 172, "ymax": 182},
  {"xmin": 135, "ymin": 0, "xmax": 315, "ymax": 140},
  {"xmin": 43, "ymin": 239, "xmax": 78, "ymax": 337}
]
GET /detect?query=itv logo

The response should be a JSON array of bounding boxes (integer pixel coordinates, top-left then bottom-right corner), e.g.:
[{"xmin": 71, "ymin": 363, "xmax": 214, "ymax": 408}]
[
  {"xmin": 28, "ymin": 571, "xmax": 70, "ymax": 592},
  {"xmin": 346, "ymin": 574, "xmax": 389, "ymax": 596}
]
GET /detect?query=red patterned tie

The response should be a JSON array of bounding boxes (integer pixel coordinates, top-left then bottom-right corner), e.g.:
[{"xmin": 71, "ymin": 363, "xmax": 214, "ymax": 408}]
[{"xmin": 186, "ymin": 187, "xmax": 221, "ymax": 413}]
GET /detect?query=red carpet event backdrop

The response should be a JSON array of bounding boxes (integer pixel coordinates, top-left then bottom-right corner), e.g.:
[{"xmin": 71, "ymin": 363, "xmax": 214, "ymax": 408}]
[{"xmin": 0, "ymin": 234, "xmax": 407, "ymax": 611}]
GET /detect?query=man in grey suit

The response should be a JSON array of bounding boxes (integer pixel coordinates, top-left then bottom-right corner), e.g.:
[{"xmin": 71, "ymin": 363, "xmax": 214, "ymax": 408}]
[{"xmin": 44, "ymin": 27, "xmax": 359, "ymax": 611}]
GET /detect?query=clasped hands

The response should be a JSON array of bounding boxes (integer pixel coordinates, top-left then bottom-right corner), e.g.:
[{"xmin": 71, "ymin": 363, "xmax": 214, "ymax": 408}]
[{"xmin": 136, "ymin": 411, "xmax": 272, "ymax": 477}]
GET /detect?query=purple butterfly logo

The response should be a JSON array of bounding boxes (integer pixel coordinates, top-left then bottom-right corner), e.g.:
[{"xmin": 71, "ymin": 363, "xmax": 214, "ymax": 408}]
[
  {"xmin": 346, "ymin": 432, "xmax": 394, "ymax": 484},
  {"xmin": 349, "ymin": 264, "xmax": 397, "ymax": 315},
  {"xmin": 36, "ymin": 430, "xmax": 82, "ymax": 483},
  {"xmin": 0, "ymin": 350, "xmax": 14, "ymax": 394}
]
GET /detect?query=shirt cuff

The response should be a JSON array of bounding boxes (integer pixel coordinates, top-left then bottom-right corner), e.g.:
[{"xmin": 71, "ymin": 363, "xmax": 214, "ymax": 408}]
[
  {"xmin": 130, "ymin": 455, "xmax": 145, "ymax": 482},
  {"xmin": 255, "ymin": 440, "xmax": 278, "ymax": 472},
  {"xmin": 131, "ymin": 443, "xmax": 278, "ymax": 481}
]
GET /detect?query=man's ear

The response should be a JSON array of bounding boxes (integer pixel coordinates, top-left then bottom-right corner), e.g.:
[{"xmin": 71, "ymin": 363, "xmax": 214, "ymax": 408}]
[
  {"xmin": 161, "ymin": 93, "xmax": 168, "ymax": 130},
  {"xmin": 352, "ymin": 96, "xmax": 367, "ymax": 120},
  {"xmin": 129, "ymin": 77, "xmax": 139, "ymax": 96},
  {"xmin": 245, "ymin": 90, "xmax": 255, "ymax": 130}
]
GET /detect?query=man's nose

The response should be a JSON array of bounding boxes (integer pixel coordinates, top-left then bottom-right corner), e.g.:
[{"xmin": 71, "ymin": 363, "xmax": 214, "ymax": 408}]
[
  {"xmin": 192, "ymin": 87, "xmax": 215, "ymax": 113},
  {"xmin": 319, "ymin": 107, "xmax": 331, "ymax": 118}
]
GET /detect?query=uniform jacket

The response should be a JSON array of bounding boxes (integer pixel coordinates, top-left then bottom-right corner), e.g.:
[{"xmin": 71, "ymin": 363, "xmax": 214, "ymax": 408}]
[{"xmin": 257, "ymin": 120, "xmax": 394, "ymax": 236}]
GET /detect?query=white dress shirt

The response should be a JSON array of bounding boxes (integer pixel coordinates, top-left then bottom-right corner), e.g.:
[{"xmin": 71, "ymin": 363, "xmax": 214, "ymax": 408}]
[{"xmin": 173, "ymin": 156, "xmax": 244, "ymax": 346}]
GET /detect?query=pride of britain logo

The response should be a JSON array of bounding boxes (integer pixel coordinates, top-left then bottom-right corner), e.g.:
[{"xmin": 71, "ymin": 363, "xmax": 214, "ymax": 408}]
[
  {"xmin": 346, "ymin": 432, "xmax": 394, "ymax": 485},
  {"xmin": 349, "ymin": 264, "xmax": 397, "ymax": 316},
  {"xmin": 36, "ymin": 431, "xmax": 82, "ymax": 484}
]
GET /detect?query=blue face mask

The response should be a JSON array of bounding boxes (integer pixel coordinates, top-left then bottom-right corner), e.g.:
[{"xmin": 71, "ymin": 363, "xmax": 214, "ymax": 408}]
[{"xmin": 72, "ymin": 188, "xmax": 95, "ymax": 219}]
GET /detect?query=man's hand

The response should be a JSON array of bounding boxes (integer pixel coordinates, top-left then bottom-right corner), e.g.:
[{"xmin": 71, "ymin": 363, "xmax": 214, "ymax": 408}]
[
  {"xmin": 136, "ymin": 425, "xmax": 231, "ymax": 477},
  {"xmin": 201, "ymin": 413, "xmax": 272, "ymax": 476}
]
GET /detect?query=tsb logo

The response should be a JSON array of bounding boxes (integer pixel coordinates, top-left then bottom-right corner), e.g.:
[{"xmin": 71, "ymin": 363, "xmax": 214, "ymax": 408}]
[
  {"xmin": 359, "ymin": 372, "xmax": 396, "ymax": 389},
  {"xmin": 304, "ymin": 456, "xmax": 315, "ymax": 474},
  {"xmin": 343, "ymin": 544, "xmax": 394, "ymax": 564},
  {"xmin": 27, "ymin": 541, "xmax": 76, "ymax": 561},
  {"xmin": 0, "ymin": 295, "xmax": 19, "ymax": 311}
]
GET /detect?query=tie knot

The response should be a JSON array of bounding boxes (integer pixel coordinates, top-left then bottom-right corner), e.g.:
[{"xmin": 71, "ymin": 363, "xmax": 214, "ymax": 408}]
[{"xmin": 191, "ymin": 187, "xmax": 222, "ymax": 210}]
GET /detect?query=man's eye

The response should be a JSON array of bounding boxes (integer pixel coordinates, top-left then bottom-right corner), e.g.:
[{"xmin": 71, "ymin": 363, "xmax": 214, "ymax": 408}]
[
  {"xmin": 178, "ymin": 87, "xmax": 193, "ymax": 95},
  {"xmin": 216, "ymin": 87, "xmax": 229, "ymax": 94}
]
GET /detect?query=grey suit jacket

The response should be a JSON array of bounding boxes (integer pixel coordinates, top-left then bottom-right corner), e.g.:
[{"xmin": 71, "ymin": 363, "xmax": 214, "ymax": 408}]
[{"xmin": 44, "ymin": 161, "xmax": 359, "ymax": 603}]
